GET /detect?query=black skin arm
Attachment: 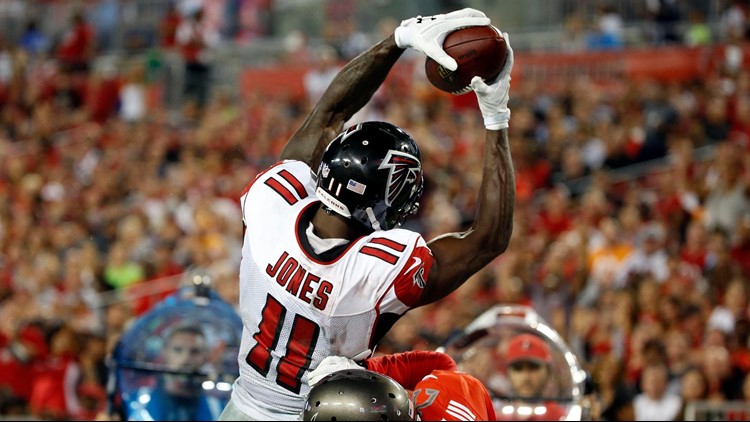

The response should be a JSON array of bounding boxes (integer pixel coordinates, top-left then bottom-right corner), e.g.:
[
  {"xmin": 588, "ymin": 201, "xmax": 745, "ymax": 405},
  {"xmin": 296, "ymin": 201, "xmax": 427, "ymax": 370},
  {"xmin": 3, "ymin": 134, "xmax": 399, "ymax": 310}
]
[
  {"xmin": 278, "ymin": 32, "xmax": 515, "ymax": 308},
  {"xmin": 279, "ymin": 35, "xmax": 404, "ymax": 170},
  {"xmin": 414, "ymin": 128, "xmax": 515, "ymax": 308}
]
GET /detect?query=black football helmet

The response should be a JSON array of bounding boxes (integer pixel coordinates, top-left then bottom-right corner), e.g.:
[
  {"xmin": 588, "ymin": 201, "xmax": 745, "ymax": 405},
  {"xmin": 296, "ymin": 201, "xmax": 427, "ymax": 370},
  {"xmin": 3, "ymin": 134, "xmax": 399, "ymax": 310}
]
[
  {"xmin": 302, "ymin": 369, "xmax": 414, "ymax": 421},
  {"xmin": 315, "ymin": 122, "xmax": 423, "ymax": 231}
]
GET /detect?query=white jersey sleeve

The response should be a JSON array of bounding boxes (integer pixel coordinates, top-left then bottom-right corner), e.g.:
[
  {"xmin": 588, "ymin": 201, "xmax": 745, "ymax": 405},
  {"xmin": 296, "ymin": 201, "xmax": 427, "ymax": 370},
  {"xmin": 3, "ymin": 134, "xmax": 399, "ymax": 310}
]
[{"xmin": 231, "ymin": 160, "xmax": 434, "ymax": 420}]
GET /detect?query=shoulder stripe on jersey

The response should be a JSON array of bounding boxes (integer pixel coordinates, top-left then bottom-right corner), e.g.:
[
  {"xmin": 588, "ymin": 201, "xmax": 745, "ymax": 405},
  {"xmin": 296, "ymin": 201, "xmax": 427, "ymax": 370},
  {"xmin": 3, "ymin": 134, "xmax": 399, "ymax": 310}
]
[
  {"xmin": 279, "ymin": 169, "xmax": 308, "ymax": 199},
  {"xmin": 360, "ymin": 245, "xmax": 399, "ymax": 265},
  {"xmin": 447, "ymin": 400, "xmax": 476, "ymax": 420},
  {"xmin": 265, "ymin": 177, "xmax": 298, "ymax": 205},
  {"xmin": 369, "ymin": 237, "xmax": 406, "ymax": 252},
  {"xmin": 241, "ymin": 162, "xmax": 285, "ymax": 197}
]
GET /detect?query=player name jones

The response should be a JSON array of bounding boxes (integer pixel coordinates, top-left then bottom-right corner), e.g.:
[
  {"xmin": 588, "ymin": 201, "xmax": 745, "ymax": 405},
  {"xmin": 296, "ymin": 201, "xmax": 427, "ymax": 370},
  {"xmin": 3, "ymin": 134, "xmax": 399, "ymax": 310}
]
[{"xmin": 266, "ymin": 252, "xmax": 333, "ymax": 311}]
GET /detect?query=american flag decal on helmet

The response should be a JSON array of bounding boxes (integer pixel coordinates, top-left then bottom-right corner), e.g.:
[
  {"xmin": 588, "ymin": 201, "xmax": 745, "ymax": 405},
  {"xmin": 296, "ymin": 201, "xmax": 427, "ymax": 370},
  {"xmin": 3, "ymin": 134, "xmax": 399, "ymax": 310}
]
[{"xmin": 379, "ymin": 150, "xmax": 421, "ymax": 206}]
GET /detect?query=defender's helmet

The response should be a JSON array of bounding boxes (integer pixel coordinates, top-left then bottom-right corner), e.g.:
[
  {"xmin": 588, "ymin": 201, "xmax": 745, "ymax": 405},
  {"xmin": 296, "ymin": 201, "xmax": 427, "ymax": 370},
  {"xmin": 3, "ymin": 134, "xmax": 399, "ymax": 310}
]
[
  {"xmin": 302, "ymin": 369, "xmax": 414, "ymax": 421},
  {"xmin": 315, "ymin": 122, "xmax": 423, "ymax": 231}
]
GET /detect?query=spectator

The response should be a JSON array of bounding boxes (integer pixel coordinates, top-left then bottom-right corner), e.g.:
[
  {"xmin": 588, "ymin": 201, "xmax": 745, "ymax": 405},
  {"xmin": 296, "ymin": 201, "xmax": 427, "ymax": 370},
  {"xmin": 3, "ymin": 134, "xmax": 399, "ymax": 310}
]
[
  {"xmin": 55, "ymin": 11, "xmax": 95, "ymax": 75},
  {"xmin": 502, "ymin": 333, "xmax": 568, "ymax": 420},
  {"xmin": 176, "ymin": 8, "xmax": 218, "ymax": 109},
  {"xmin": 119, "ymin": 61, "xmax": 148, "ymax": 123},
  {"xmin": 530, "ymin": 239, "xmax": 579, "ymax": 324},
  {"xmin": 720, "ymin": 0, "xmax": 750, "ymax": 41},
  {"xmin": 302, "ymin": 45, "xmax": 340, "ymax": 105},
  {"xmin": 702, "ymin": 96, "xmax": 732, "ymax": 143},
  {"xmin": 19, "ymin": 19, "xmax": 49, "ymax": 57},
  {"xmin": 337, "ymin": 19, "xmax": 372, "ymax": 61},
  {"xmin": 0, "ymin": 324, "xmax": 48, "ymax": 408},
  {"xmin": 102, "ymin": 242, "xmax": 145, "ymax": 290},
  {"xmin": 730, "ymin": 212, "xmax": 750, "ymax": 276},
  {"xmin": 590, "ymin": 352, "xmax": 635, "ymax": 421},
  {"xmin": 124, "ymin": 324, "xmax": 225, "ymax": 421},
  {"xmin": 28, "ymin": 324, "xmax": 83, "ymax": 420},
  {"xmin": 532, "ymin": 185, "xmax": 574, "ymax": 239},
  {"xmin": 616, "ymin": 221, "xmax": 670, "ymax": 286},
  {"xmin": 684, "ymin": 10, "xmax": 713, "ymax": 46},
  {"xmin": 702, "ymin": 153, "xmax": 750, "ymax": 238},
  {"xmin": 675, "ymin": 367, "xmax": 708, "ymax": 421},
  {"xmin": 702, "ymin": 345, "xmax": 745, "ymax": 400},
  {"xmin": 646, "ymin": 0, "xmax": 683, "ymax": 44},
  {"xmin": 664, "ymin": 330, "xmax": 693, "ymax": 395},
  {"xmin": 680, "ymin": 219, "xmax": 708, "ymax": 269},
  {"xmin": 586, "ymin": 5, "xmax": 623, "ymax": 50},
  {"xmin": 578, "ymin": 217, "xmax": 635, "ymax": 307},
  {"xmin": 88, "ymin": 0, "xmax": 119, "ymax": 52},
  {"xmin": 560, "ymin": 13, "xmax": 588, "ymax": 53},
  {"xmin": 632, "ymin": 362, "xmax": 682, "ymax": 421},
  {"xmin": 708, "ymin": 278, "xmax": 748, "ymax": 334},
  {"xmin": 159, "ymin": 1, "xmax": 183, "ymax": 50},
  {"xmin": 703, "ymin": 229, "xmax": 743, "ymax": 302}
]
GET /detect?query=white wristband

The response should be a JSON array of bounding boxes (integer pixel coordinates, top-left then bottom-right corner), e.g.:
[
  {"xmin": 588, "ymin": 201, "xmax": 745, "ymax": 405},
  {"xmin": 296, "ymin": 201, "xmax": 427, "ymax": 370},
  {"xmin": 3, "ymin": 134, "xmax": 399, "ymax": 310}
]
[{"xmin": 484, "ymin": 109, "xmax": 511, "ymax": 130}]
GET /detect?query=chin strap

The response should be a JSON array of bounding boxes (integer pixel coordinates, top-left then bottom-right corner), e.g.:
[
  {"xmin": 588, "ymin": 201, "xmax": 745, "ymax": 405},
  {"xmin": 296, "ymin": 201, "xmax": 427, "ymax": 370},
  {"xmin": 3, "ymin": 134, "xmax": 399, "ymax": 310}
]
[{"xmin": 365, "ymin": 207, "xmax": 382, "ymax": 231}]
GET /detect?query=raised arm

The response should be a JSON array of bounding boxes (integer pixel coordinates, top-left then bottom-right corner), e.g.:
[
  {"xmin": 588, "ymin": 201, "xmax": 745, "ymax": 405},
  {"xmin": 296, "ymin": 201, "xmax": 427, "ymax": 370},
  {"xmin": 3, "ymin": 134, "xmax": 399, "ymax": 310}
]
[
  {"xmin": 278, "ymin": 35, "xmax": 404, "ymax": 169},
  {"xmin": 415, "ymin": 31, "xmax": 516, "ymax": 308},
  {"xmin": 279, "ymin": 8, "xmax": 491, "ymax": 170}
]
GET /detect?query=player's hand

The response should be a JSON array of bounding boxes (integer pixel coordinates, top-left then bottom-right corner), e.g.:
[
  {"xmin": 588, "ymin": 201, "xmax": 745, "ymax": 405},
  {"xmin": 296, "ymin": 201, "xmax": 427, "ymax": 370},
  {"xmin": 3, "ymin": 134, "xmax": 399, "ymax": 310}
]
[
  {"xmin": 395, "ymin": 8, "xmax": 491, "ymax": 71},
  {"xmin": 470, "ymin": 29, "xmax": 514, "ymax": 130},
  {"xmin": 308, "ymin": 356, "xmax": 362, "ymax": 387}
]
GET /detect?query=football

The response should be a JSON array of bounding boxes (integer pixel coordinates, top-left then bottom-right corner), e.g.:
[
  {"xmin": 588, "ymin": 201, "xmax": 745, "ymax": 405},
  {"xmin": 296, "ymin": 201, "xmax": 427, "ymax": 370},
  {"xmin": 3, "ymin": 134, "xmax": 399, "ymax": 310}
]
[{"xmin": 425, "ymin": 26, "xmax": 508, "ymax": 95}]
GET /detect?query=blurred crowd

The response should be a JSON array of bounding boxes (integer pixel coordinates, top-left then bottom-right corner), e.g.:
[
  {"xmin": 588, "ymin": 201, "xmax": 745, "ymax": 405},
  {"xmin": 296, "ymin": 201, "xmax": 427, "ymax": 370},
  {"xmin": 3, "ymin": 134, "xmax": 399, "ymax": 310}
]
[{"xmin": 0, "ymin": 1, "xmax": 750, "ymax": 421}]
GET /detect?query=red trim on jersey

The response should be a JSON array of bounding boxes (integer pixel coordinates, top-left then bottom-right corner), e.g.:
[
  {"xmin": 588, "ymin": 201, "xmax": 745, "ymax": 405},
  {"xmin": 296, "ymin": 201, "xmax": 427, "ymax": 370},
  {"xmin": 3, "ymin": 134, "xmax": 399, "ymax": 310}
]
[
  {"xmin": 359, "ymin": 246, "xmax": 399, "ymax": 265},
  {"xmin": 279, "ymin": 169, "xmax": 308, "ymax": 200},
  {"xmin": 241, "ymin": 161, "xmax": 285, "ymax": 197},
  {"xmin": 369, "ymin": 237, "xmax": 406, "ymax": 252},
  {"xmin": 265, "ymin": 178, "xmax": 298, "ymax": 205},
  {"xmin": 294, "ymin": 203, "xmax": 363, "ymax": 266},
  {"xmin": 366, "ymin": 351, "xmax": 457, "ymax": 390},
  {"xmin": 393, "ymin": 245, "xmax": 433, "ymax": 308},
  {"xmin": 368, "ymin": 239, "xmax": 432, "ymax": 345}
]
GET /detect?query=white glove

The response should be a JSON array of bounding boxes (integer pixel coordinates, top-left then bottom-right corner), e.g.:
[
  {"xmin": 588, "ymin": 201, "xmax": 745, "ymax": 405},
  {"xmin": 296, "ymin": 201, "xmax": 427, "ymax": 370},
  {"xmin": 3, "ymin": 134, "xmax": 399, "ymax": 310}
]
[
  {"xmin": 470, "ymin": 30, "xmax": 514, "ymax": 130},
  {"xmin": 394, "ymin": 8, "xmax": 491, "ymax": 71},
  {"xmin": 307, "ymin": 355, "xmax": 363, "ymax": 387}
]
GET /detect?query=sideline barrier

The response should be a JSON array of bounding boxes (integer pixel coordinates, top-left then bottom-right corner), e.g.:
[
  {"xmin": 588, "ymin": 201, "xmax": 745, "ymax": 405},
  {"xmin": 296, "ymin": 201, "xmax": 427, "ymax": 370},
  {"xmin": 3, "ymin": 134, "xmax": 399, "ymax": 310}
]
[
  {"xmin": 684, "ymin": 400, "xmax": 750, "ymax": 421},
  {"xmin": 240, "ymin": 42, "xmax": 750, "ymax": 100}
]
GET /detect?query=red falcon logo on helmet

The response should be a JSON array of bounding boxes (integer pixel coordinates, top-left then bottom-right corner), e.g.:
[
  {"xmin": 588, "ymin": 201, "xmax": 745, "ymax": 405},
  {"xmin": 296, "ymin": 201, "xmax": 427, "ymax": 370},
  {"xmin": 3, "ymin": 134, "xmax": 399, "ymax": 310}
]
[{"xmin": 379, "ymin": 150, "xmax": 422, "ymax": 206}]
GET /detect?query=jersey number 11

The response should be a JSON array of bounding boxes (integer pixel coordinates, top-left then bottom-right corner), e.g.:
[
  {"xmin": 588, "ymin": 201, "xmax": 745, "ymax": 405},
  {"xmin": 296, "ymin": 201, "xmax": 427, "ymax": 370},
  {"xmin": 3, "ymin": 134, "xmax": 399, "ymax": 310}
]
[{"xmin": 246, "ymin": 293, "xmax": 320, "ymax": 394}]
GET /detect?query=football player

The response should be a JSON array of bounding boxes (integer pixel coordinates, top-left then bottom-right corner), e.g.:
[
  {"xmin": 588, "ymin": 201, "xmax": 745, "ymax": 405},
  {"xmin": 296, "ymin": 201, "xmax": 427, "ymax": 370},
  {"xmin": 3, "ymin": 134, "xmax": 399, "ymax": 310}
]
[
  {"xmin": 219, "ymin": 8, "xmax": 517, "ymax": 421},
  {"xmin": 302, "ymin": 368, "xmax": 414, "ymax": 421},
  {"xmin": 307, "ymin": 351, "xmax": 496, "ymax": 421}
]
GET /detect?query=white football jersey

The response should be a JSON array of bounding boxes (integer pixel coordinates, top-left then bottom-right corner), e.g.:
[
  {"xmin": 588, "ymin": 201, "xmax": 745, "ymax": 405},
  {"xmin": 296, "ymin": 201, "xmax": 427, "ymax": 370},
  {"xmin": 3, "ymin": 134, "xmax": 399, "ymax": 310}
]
[{"xmin": 230, "ymin": 160, "xmax": 433, "ymax": 420}]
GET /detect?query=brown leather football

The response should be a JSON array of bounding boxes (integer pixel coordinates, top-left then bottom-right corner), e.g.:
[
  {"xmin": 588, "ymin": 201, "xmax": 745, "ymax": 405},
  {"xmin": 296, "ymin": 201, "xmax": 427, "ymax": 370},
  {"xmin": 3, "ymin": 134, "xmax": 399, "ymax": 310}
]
[{"xmin": 425, "ymin": 26, "xmax": 508, "ymax": 95}]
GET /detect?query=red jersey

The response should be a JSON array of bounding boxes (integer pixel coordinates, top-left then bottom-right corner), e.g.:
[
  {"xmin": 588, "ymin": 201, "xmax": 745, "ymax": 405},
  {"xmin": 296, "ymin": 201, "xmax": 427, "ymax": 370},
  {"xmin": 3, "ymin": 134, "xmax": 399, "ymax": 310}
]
[
  {"xmin": 413, "ymin": 370, "xmax": 497, "ymax": 421},
  {"xmin": 56, "ymin": 23, "xmax": 94, "ymax": 64},
  {"xmin": 367, "ymin": 351, "xmax": 495, "ymax": 420},
  {"xmin": 367, "ymin": 350, "xmax": 457, "ymax": 389}
]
